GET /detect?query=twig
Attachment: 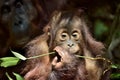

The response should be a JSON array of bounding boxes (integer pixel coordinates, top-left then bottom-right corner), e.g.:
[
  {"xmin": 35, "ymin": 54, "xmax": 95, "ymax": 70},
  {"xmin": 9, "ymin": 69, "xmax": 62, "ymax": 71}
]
[
  {"xmin": 75, "ymin": 55, "xmax": 112, "ymax": 64},
  {"xmin": 27, "ymin": 52, "xmax": 55, "ymax": 60}
]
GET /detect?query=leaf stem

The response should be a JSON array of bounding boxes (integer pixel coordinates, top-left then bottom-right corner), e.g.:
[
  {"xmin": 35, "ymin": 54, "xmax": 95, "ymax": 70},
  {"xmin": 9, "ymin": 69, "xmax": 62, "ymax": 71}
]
[
  {"xmin": 75, "ymin": 55, "xmax": 112, "ymax": 64},
  {"xmin": 27, "ymin": 52, "xmax": 55, "ymax": 60}
]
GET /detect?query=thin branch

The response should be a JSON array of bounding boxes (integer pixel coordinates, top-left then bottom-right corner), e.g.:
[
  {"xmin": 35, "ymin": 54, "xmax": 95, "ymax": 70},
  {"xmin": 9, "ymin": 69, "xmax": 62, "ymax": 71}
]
[
  {"xmin": 27, "ymin": 52, "xmax": 55, "ymax": 60},
  {"xmin": 75, "ymin": 55, "xmax": 112, "ymax": 64}
]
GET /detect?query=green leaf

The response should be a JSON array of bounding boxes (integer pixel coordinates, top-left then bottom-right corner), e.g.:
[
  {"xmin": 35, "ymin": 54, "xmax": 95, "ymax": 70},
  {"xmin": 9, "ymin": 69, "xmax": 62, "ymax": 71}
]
[
  {"xmin": 6, "ymin": 72, "xmax": 13, "ymax": 80},
  {"xmin": 110, "ymin": 73, "xmax": 120, "ymax": 79},
  {"xmin": 0, "ymin": 57, "xmax": 18, "ymax": 61},
  {"xmin": 111, "ymin": 64, "xmax": 118, "ymax": 69},
  {"xmin": 11, "ymin": 50, "xmax": 27, "ymax": 60},
  {"xmin": 13, "ymin": 72, "xmax": 24, "ymax": 80},
  {"xmin": 0, "ymin": 57, "xmax": 20, "ymax": 67},
  {"xmin": 111, "ymin": 64, "xmax": 120, "ymax": 69},
  {"xmin": 94, "ymin": 20, "xmax": 108, "ymax": 38}
]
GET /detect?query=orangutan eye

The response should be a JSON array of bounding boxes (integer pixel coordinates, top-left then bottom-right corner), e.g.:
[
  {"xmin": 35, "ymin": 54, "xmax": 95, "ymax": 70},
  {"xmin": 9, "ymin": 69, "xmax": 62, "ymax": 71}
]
[
  {"xmin": 61, "ymin": 33, "xmax": 67, "ymax": 38},
  {"xmin": 72, "ymin": 31, "xmax": 79, "ymax": 40},
  {"xmin": 60, "ymin": 32, "xmax": 68, "ymax": 41},
  {"xmin": 72, "ymin": 33, "xmax": 77, "ymax": 38}
]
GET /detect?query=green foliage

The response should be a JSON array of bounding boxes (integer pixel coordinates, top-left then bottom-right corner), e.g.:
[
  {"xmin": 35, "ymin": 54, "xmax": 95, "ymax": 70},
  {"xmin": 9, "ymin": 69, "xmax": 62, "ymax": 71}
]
[
  {"xmin": 6, "ymin": 72, "xmax": 24, "ymax": 80},
  {"xmin": 113, "ymin": 30, "xmax": 120, "ymax": 39},
  {"xmin": 110, "ymin": 64, "xmax": 120, "ymax": 79},
  {"xmin": 11, "ymin": 50, "xmax": 27, "ymax": 60},
  {"xmin": 0, "ymin": 57, "xmax": 20, "ymax": 68},
  {"xmin": 6, "ymin": 72, "xmax": 13, "ymax": 80},
  {"xmin": 13, "ymin": 72, "xmax": 24, "ymax": 80},
  {"xmin": 94, "ymin": 20, "xmax": 108, "ymax": 38},
  {"xmin": 0, "ymin": 50, "xmax": 27, "ymax": 68},
  {"xmin": 111, "ymin": 64, "xmax": 120, "ymax": 69},
  {"xmin": 110, "ymin": 73, "xmax": 120, "ymax": 79},
  {"xmin": 0, "ymin": 51, "xmax": 25, "ymax": 80}
]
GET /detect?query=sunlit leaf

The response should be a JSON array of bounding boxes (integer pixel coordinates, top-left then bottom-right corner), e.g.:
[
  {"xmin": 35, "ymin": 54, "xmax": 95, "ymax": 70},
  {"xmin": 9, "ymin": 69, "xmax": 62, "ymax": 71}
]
[
  {"xmin": 6, "ymin": 72, "xmax": 13, "ymax": 80},
  {"xmin": 111, "ymin": 64, "xmax": 120, "ymax": 69},
  {"xmin": 110, "ymin": 73, "xmax": 120, "ymax": 79},
  {"xmin": 0, "ymin": 57, "xmax": 18, "ymax": 61},
  {"xmin": 13, "ymin": 72, "xmax": 24, "ymax": 80},
  {"xmin": 11, "ymin": 50, "xmax": 27, "ymax": 60},
  {"xmin": 111, "ymin": 65, "xmax": 118, "ymax": 69},
  {"xmin": 0, "ymin": 57, "xmax": 20, "ymax": 67}
]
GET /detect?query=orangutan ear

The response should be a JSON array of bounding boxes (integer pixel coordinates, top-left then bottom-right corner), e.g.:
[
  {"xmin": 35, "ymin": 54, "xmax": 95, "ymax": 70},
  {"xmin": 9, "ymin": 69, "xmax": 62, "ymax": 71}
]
[{"xmin": 43, "ymin": 25, "xmax": 51, "ymax": 36}]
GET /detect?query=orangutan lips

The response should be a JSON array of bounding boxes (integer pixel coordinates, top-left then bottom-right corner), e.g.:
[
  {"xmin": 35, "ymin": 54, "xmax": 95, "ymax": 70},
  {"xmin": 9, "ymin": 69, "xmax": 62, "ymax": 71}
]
[{"xmin": 54, "ymin": 46, "xmax": 66, "ymax": 62}]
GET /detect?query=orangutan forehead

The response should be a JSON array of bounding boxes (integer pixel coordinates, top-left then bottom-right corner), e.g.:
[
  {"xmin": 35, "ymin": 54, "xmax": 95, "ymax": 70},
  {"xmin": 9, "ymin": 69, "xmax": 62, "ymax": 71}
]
[{"xmin": 57, "ymin": 16, "xmax": 83, "ymax": 30}]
